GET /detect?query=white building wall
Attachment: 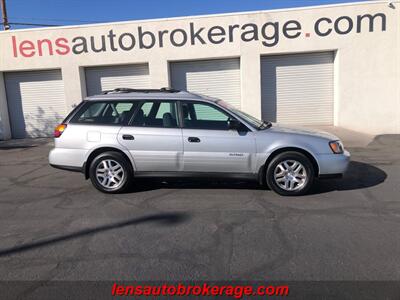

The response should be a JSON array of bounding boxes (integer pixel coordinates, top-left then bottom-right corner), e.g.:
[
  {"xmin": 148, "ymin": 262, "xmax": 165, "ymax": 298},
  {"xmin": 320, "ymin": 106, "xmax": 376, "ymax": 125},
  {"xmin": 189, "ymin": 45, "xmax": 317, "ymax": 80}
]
[{"xmin": 0, "ymin": 0, "xmax": 399, "ymax": 139}]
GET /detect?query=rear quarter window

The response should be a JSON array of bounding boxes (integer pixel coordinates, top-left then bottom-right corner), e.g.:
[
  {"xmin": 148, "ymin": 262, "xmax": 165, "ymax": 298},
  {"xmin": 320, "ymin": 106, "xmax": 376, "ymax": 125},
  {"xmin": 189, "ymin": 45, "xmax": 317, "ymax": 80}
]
[{"xmin": 70, "ymin": 101, "xmax": 138, "ymax": 125}]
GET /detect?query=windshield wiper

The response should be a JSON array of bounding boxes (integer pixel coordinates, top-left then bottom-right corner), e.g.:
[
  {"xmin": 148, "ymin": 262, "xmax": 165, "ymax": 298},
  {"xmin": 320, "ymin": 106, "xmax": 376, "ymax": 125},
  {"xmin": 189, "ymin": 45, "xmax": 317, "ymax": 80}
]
[{"xmin": 258, "ymin": 121, "xmax": 272, "ymax": 130}]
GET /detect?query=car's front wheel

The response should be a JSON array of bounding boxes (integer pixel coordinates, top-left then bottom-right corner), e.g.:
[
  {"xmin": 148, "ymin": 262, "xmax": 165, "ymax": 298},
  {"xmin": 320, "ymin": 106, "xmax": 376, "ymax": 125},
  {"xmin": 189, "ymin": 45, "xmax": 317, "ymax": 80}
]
[
  {"xmin": 89, "ymin": 151, "xmax": 132, "ymax": 193},
  {"xmin": 266, "ymin": 151, "xmax": 314, "ymax": 196}
]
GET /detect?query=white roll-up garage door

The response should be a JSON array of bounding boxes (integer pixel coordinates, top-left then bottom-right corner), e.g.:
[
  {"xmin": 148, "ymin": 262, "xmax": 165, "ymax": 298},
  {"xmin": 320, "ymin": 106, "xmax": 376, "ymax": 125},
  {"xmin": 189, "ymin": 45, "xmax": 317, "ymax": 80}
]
[
  {"xmin": 85, "ymin": 64, "xmax": 150, "ymax": 96},
  {"xmin": 261, "ymin": 52, "xmax": 334, "ymax": 125},
  {"xmin": 5, "ymin": 69, "xmax": 67, "ymax": 138},
  {"xmin": 170, "ymin": 58, "xmax": 241, "ymax": 108}
]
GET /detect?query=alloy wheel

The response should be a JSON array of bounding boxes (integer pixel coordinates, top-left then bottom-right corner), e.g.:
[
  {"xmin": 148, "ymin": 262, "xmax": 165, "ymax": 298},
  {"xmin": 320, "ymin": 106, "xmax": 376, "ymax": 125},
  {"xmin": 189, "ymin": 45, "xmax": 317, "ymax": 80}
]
[
  {"xmin": 273, "ymin": 160, "xmax": 307, "ymax": 191},
  {"xmin": 95, "ymin": 159, "xmax": 125, "ymax": 190}
]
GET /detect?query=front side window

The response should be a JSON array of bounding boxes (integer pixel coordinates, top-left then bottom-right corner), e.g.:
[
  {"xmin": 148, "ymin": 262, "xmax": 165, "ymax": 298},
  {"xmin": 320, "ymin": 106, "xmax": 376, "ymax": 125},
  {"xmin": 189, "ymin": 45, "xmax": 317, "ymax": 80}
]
[
  {"xmin": 181, "ymin": 102, "xmax": 231, "ymax": 130},
  {"xmin": 131, "ymin": 101, "xmax": 178, "ymax": 128},
  {"xmin": 216, "ymin": 100, "xmax": 263, "ymax": 129},
  {"xmin": 70, "ymin": 101, "xmax": 137, "ymax": 125}
]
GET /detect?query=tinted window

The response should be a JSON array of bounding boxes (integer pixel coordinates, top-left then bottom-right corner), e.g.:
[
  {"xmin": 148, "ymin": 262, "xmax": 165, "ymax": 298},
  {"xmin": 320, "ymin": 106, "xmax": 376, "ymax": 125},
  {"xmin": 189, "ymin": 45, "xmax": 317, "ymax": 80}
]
[
  {"xmin": 181, "ymin": 102, "xmax": 231, "ymax": 130},
  {"xmin": 131, "ymin": 101, "xmax": 178, "ymax": 128},
  {"xmin": 216, "ymin": 100, "xmax": 262, "ymax": 129},
  {"xmin": 141, "ymin": 102, "xmax": 153, "ymax": 116},
  {"xmin": 115, "ymin": 103, "xmax": 134, "ymax": 114},
  {"xmin": 70, "ymin": 101, "xmax": 137, "ymax": 125}
]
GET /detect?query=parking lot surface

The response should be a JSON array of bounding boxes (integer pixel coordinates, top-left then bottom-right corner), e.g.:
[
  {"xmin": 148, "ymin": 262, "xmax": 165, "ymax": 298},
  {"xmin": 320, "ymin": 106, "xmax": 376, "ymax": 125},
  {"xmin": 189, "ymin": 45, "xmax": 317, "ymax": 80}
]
[{"xmin": 0, "ymin": 134, "xmax": 399, "ymax": 282}]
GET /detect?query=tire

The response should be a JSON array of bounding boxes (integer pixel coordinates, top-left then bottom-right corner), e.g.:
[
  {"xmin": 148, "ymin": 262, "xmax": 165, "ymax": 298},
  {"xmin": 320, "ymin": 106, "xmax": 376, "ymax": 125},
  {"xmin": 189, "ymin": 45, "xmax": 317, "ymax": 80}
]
[
  {"xmin": 89, "ymin": 151, "xmax": 133, "ymax": 193},
  {"xmin": 266, "ymin": 151, "xmax": 314, "ymax": 196}
]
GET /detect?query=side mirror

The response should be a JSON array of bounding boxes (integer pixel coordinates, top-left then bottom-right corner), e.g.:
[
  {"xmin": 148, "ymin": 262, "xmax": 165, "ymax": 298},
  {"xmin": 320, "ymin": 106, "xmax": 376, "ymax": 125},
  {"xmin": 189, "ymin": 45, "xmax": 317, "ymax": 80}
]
[{"xmin": 228, "ymin": 119, "xmax": 241, "ymax": 130}]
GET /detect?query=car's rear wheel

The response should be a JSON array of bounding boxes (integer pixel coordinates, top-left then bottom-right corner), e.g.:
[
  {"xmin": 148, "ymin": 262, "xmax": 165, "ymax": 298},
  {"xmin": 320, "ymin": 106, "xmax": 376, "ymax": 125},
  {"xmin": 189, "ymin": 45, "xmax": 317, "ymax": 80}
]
[
  {"xmin": 89, "ymin": 151, "xmax": 132, "ymax": 193},
  {"xmin": 266, "ymin": 151, "xmax": 314, "ymax": 196}
]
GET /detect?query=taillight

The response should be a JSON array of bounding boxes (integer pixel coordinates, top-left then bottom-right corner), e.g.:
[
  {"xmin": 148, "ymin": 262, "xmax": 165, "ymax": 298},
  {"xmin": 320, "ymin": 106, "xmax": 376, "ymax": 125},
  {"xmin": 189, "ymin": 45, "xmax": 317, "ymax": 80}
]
[{"xmin": 54, "ymin": 124, "xmax": 67, "ymax": 138}]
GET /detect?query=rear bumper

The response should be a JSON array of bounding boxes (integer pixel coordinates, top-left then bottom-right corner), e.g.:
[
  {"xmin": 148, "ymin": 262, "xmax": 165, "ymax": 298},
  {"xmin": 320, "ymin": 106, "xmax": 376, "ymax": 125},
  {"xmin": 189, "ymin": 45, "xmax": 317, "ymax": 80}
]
[
  {"xmin": 317, "ymin": 150, "xmax": 350, "ymax": 177},
  {"xmin": 50, "ymin": 164, "xmax": 83, "ymax": 173},
  {"xmin": 49, "ymin": 148, "xmax": 87, "ymax": 170}
]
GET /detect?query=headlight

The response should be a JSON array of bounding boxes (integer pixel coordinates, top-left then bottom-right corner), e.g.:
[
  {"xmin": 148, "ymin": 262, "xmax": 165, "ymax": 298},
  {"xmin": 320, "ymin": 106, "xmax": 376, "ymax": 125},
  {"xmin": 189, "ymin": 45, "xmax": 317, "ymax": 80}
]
[{"xmin": 329, "ymin": 140, "xmax": 344, "ymax": 154}]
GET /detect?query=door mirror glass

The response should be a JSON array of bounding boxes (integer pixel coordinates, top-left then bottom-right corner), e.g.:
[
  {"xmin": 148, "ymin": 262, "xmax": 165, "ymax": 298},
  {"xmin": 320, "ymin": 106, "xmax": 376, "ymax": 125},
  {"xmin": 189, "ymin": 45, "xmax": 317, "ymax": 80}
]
[{"xmin": 228, "ymin": 119, "xmax": 241, "ymax": 130}]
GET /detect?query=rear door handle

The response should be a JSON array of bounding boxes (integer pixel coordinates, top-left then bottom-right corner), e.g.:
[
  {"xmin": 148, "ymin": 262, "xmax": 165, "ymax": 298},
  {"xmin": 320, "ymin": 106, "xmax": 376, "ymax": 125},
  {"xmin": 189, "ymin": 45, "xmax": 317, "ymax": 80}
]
[
  {"xmin": 188, "ymin": 137, "xmax": 200, "ymax": 143},
  {"xmin": 122, "ymin": 134, "xmax": 134, "ymax": 140}
]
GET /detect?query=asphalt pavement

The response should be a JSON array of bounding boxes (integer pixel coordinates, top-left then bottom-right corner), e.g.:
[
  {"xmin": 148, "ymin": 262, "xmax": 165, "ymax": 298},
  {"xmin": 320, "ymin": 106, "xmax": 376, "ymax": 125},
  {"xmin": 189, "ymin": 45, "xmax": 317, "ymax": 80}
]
[{"xmin": 0, "ymin": 134, "xmax": 399, "ymax": 287}]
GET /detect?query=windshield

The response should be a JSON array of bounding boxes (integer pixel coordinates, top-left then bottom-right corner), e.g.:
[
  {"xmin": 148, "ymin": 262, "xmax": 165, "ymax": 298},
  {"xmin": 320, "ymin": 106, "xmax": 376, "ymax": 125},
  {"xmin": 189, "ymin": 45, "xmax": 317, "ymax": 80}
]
[{"xmin": 216, "ymin": 100, "xmax": 266, "ymax": 129}]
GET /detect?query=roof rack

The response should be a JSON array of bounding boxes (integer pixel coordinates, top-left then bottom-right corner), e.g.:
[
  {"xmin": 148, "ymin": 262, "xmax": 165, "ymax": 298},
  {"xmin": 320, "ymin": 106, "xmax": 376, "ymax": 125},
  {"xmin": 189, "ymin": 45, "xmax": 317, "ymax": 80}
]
[{"xmin": 101, "ymin": 87, "xmax": 180, "ymax": 94}]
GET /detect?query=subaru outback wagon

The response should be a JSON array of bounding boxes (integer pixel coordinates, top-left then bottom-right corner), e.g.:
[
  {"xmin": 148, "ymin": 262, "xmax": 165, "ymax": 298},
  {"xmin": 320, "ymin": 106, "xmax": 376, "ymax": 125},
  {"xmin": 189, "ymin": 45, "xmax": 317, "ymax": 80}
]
[{"xmin": 49, "ymin": 88, "xmax": 350, "ymax": 196}]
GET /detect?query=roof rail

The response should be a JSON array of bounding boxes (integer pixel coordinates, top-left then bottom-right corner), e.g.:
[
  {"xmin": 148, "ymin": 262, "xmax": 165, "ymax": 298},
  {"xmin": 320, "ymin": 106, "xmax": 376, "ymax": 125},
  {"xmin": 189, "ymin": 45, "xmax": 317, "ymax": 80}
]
[{"xmin": 101, "ymin": 87, "xmax": 180, "ymax": 94}]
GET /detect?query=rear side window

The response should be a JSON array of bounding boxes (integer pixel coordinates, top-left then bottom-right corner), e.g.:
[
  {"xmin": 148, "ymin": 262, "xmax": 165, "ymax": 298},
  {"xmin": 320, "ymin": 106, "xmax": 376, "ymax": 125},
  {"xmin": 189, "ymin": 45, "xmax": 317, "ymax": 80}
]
[
  {"xmin": 70, "ymin": 101, "xmax": 138, "ymax": 125},
  {"xmin": 131, "ymin": 101, "xmax": 178, "ymax": 128}
]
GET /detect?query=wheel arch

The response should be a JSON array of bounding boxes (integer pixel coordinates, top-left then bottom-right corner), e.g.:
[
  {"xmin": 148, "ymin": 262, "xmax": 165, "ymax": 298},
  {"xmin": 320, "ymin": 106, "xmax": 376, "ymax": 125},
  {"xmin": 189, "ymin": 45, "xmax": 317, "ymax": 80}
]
[
  {"xmin": 84, "ymin": 146, "xmax": 134, "ymax": 179},
  {"xmin": 258, "ymin": 147, "xmax": 320, "ymax": 185}
]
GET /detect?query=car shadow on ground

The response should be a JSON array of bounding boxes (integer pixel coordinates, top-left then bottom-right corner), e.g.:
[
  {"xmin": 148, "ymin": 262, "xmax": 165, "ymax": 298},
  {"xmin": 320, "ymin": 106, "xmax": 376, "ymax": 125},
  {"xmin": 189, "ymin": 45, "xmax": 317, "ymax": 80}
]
[
  {"xmin": 309, "ymin": 160, "xmax": 387, "ymax": 194},
  {"xmin": 0, "ymin": 212, "xmax": 190, "ymax": 257},
  {"xmin": 127, "ymin": 160, "xmax": 387, "ymax": 195},
  {"xmin": 128, "ymin": 179, "xmax": 263, "ymax": 193}
]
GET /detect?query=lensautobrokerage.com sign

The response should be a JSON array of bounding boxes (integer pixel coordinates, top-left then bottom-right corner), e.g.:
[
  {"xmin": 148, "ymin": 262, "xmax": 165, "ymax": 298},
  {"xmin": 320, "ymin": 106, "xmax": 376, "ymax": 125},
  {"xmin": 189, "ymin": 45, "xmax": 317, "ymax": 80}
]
[{"xmin": 11, "ymin": 13, "xmax": 386, "ymax": 58}]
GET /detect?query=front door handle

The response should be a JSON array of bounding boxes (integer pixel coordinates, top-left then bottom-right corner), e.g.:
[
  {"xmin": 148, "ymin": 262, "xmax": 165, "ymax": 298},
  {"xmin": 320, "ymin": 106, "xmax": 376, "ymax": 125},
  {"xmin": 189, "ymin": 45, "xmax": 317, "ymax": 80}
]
[
  {"xmin": 122, "ymin": 134, "xmax": 134, "ymax": 140},
  {"xmin": 188, "ymin": 137, "xmax": 200, "ymax": 143}
]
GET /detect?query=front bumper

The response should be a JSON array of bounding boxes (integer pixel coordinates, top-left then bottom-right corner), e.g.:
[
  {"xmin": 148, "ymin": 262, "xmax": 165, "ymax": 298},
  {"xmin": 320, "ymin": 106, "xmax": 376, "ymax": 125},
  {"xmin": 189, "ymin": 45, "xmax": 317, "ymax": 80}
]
[{"xmin": 317, "ymin": 150, "xmax": 351, "ymax": 176}]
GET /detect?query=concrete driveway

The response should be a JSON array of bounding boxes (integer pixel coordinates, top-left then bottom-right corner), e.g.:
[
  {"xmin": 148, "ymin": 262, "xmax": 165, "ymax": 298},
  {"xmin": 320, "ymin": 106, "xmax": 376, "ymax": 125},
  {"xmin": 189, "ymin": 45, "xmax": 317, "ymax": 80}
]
[{"xmin": 0, "ymin": 131, "xmax": 399, "ymax": 286}]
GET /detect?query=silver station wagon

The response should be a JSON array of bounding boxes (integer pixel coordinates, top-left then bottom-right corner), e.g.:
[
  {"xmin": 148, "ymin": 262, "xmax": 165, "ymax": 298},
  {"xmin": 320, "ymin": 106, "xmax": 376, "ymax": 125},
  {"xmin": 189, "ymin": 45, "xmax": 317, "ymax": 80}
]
[{"xmin": 49, "ymin": 88, "xmax": 350, "ymax": 196}]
